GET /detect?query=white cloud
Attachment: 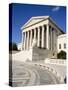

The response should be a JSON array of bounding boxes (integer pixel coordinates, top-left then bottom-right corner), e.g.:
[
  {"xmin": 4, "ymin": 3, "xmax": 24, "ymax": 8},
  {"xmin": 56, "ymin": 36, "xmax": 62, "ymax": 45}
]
[{"xmin": 52, "ymin": 6, "xmax": 60, "ymax": 12}]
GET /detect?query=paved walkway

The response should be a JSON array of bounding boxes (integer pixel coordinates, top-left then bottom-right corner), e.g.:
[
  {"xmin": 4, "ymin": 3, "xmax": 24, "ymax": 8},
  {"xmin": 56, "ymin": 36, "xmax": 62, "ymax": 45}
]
[
  {"xmin": 30, "ymin": 61, "xmax": 66, "ymax": 78},
  {"xmin": 12, "ymin": 61, "xmax": 61, "ymax": 87}
]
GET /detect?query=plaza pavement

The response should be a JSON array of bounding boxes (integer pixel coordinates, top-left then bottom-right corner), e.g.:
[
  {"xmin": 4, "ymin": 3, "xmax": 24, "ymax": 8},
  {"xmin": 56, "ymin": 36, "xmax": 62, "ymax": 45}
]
[
  {"xmin": 10, "ymin": 51, "xmax": 66, "ymax": 86},
  {"xmin": 30, "ymin": 61, "xmax": 66, "ymax": 78},
  {"xmin": 27, "ymin": 60, "xmax": 66, "ymax": 83},
  {"xmin": 11, "ymin": 60, "xmax": 64, "ymax": 87}
]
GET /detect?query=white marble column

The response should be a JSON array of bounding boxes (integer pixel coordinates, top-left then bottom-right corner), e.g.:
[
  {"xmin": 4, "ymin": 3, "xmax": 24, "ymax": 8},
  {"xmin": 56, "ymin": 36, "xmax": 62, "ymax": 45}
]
[
  {"xmin": 55, "ymin": 30, "xmax": 57, "ymax": 51},
  {"xmin": 27, "ymin": 31, "xmax": 29, "ymax": 49},
  {"xmin": 51, "ymin": 27, "xmax": 52, "ymax": 50},
  {"xmin": 53, "ymin": 28, "xmax": 56, "ymax": 51},
  {"xmin": 52, "ymin": 28, "xmax": 54, "ymax": 51},
  {"xmin": 24, "ymin": 32, "xmax": 26, "ymax": 50},
  {"xmin": 23, "ymin": 32, "xmax": 25, "ymax": 50},
  {"xmin": 30, "ymin": 30, "xmax": 32, "ymax": 48},
  {"xmin": 37, "ymin": 27, "xmax": 40, "ymax": 47},
  {"xmin": 22, "ymin": 32, "xmax": 23, "ymax": 50},
  {"xmin": 41, "ymin": 26, "xmax": 45, "ymax": 48},
  {"xmin": 34, "ymin": 28, "xmax": 36, "ymax": 40},
  {"xmin": 46, "ymin": 24, "xmax": 49, "ymax": 49}
]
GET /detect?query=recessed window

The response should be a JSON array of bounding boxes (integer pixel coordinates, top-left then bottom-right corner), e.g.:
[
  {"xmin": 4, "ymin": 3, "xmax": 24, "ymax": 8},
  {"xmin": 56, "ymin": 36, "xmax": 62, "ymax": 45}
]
[
  {"xmin": 59, "ymin": 44, "xmax": 61, "ymax": 49},
  {"xmin": 64, "ymin": 43, "xmax": 66, "ymax": 49}
]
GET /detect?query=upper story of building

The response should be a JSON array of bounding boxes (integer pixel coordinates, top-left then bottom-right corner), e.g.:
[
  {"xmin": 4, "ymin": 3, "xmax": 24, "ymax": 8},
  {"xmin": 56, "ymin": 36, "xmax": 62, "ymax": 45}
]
[
  {"xmin": 57, "ymin": 34, "xmax": 67, "ymax": 53},
  {"xmin": 21, "ymin": 16, "xmax": 64, "ymax": 35},
  {"xmin": 20, "ymin": 16, "xmax": 65, "ymax": 51}
]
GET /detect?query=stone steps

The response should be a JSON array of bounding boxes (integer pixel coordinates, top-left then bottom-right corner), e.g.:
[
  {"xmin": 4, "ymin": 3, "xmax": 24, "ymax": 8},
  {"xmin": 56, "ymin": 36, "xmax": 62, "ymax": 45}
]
[
  {"xmin": 32, "ymin": 47, "xmax": 53, "ymax": 61},
  {"xmin": 12, "ymin": 47, "xmax": 56, "ymax": 62}
]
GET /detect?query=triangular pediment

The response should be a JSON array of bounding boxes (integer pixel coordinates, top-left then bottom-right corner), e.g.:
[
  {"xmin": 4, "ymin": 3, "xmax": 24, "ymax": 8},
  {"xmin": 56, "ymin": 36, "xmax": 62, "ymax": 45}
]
[{"xmin": 21, "ymin": 16, "xmax": 49, "ymax": 29}]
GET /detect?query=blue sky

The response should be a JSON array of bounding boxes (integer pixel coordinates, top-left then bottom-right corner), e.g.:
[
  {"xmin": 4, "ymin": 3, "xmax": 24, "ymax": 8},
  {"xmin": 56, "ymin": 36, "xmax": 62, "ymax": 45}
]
[{"xmin": 11, "ymin": 3, "xmax": 66, "ymax": 44}]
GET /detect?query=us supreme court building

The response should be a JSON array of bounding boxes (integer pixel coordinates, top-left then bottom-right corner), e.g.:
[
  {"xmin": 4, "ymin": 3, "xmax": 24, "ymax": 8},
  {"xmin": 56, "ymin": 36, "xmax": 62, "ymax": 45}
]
[{"xmin": 21, "ymin": 16, "xmax": 64, "ymax": 60}]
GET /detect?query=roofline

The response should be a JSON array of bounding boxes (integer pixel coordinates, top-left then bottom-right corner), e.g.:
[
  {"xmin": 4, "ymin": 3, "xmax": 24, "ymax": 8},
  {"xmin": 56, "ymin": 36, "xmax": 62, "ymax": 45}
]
[
  {"xmin": 21, "ymin": 16, "xmax": 65, "ymax": 34},
  {"xmin": 49, "ymin": 17, "xmax": 65, "ymax": 34},
  {"xmin": 21, "ymin": 16, "xmax": 49, "ymax": 30}
]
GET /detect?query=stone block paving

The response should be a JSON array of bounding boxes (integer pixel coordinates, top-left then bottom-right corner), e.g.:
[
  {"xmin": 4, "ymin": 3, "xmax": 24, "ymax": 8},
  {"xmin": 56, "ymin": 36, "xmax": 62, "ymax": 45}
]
[{"xmin": 11, "ymin": 60, "xmax": 63, "ymax": 87}]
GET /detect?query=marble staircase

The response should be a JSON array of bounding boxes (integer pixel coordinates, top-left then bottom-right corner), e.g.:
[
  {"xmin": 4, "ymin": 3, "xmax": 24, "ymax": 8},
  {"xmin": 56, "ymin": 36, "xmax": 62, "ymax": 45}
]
[{"xmin": 12, "ymin": 47, "xmax": 57, "ymax": 62}]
